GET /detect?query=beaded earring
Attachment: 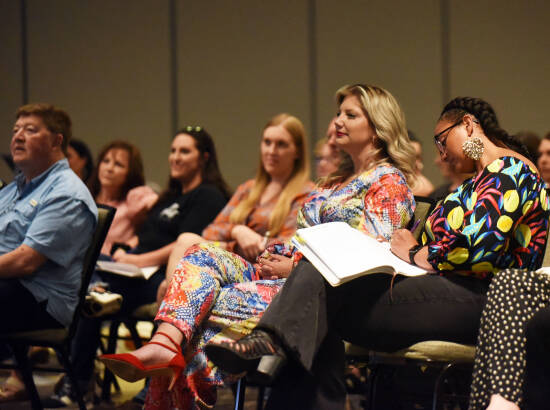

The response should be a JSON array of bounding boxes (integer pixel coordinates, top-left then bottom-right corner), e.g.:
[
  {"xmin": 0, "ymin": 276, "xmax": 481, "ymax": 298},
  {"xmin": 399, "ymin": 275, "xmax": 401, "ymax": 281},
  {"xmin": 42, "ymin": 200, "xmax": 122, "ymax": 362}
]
[{"xmin": 462, "ymin": 136, "xmax": 484, "ymax": 160}]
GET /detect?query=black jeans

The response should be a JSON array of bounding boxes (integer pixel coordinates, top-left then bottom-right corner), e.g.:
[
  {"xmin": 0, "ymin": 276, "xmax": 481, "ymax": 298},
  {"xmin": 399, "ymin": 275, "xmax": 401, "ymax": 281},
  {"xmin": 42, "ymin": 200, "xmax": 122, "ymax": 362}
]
[
  {"xmin": 259, "ymin": 260, "xmax": 488, "ymax": 410},
  {"xmin": 0, "ymin": 278, "xmax": 63, "ymax": 332},
  {"xmin": 525, "ymin": 305, "xmax": 550, "ymax": 410},
  {"xmin": 0, "ymin": 279, "xmax": 63, "ymax": 360}
]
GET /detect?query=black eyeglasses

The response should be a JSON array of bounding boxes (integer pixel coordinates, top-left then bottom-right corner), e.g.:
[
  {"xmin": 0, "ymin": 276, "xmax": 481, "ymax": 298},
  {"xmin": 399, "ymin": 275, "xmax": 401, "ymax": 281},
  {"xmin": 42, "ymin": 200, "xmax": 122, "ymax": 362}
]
[{"xmin": 433, "ymin": 120, "xmax": 462, "ymax": 154}]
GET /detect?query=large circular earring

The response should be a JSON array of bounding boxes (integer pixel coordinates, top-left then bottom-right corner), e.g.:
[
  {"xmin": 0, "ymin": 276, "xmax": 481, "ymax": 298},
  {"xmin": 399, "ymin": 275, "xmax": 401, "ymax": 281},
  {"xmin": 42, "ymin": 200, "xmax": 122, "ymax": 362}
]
[{"xmin": 462, "ymin": 136, "xmax": 484, "ymax": 160}]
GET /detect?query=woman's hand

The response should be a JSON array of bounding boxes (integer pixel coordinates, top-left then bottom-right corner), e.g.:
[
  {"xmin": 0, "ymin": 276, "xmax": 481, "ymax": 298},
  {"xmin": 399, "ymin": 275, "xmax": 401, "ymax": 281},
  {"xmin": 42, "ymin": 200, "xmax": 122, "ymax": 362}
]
[
  {"xmin": 126, "ymin": 235, "xmax": 139, "ymax": 248},
  {"xmin": 389, "ymin": 229, "xmax": 418, "ymax": 262},
  {"xmin": 112, "ymin": 248, "xmax": 147, "ymax": 267},
  {"xmin": 231, "ymin": 225, "xmax": 266, "ymax": 260},
  {"xmin": 258, "ymin": 254, "xmax": 293, "ymax": 279}
]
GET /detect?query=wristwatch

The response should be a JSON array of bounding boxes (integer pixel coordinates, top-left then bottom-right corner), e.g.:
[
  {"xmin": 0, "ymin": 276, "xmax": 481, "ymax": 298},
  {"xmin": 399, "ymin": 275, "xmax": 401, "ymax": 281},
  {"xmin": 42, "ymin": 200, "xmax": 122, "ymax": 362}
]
[{"xmin": 408, "ymin": 244, "xmax": 423, "ymax": 266}]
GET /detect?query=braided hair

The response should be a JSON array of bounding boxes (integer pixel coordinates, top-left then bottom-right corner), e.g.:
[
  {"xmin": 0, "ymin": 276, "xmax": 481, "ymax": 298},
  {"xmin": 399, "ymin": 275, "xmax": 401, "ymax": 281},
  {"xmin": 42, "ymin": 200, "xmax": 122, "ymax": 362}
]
[{"xmin": 440, "ymin": 97, "xmax": 534, "ymax": 162}]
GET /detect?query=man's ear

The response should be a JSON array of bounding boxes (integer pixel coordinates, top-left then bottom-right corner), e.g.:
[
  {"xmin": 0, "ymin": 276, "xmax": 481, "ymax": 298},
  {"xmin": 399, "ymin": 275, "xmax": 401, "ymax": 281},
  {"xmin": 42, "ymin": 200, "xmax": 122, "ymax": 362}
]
[{"xmin": 52, "ymin": 133, "xmax": 64, "ymax": 149}]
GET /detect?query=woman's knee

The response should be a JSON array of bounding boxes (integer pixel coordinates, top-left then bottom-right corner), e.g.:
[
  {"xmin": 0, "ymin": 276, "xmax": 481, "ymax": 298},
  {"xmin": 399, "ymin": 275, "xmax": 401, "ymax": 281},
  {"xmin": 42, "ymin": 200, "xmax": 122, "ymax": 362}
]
[{"xmin": 176, "ymin": 232, "xmax": 203, "ymax": 252}]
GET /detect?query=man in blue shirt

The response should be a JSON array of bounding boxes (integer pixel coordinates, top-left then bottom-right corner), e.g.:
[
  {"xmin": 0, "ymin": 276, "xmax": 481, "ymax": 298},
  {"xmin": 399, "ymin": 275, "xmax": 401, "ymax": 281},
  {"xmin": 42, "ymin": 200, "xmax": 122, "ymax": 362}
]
[{"xmin": 0, "ymin": 103, "xmax": 97, "ymax": 332}]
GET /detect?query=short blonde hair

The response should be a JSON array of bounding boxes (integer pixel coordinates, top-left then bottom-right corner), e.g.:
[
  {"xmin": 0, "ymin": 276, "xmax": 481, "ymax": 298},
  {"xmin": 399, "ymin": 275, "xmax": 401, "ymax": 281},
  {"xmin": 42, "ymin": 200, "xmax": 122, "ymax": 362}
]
[
  {"xmin": 324, "ymin": 84, "xmax": 415, "ymax": 186},
  {"xmin": 229, "ymin": 113, "xmax": 310, "ymax": 236}
]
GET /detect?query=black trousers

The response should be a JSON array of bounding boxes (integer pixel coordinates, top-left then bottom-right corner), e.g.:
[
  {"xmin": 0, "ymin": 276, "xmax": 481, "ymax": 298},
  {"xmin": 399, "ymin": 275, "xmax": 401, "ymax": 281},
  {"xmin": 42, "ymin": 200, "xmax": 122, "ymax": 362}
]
[
  {"xmin": 0, "ymin": 278, "xmax": 63, "ymax": 333},
  {"xmin": 0, "ymin": 279, "xmax": 63, "ymax": 361},
  {"xmin": 525, "ymin": 305, "xmax": 550, "ymax": 410},
  {"xmin": 259, "ymin": 260, "xmax": 489, "ymax": 410}
]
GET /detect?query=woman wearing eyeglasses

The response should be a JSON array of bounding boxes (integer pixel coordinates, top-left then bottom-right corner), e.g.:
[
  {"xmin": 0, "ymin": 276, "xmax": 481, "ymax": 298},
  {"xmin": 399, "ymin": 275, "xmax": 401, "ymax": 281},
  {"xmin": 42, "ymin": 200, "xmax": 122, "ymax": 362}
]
[{"xmin": 206, "ymin": 96, "xmax": 549, "ymax": 410}]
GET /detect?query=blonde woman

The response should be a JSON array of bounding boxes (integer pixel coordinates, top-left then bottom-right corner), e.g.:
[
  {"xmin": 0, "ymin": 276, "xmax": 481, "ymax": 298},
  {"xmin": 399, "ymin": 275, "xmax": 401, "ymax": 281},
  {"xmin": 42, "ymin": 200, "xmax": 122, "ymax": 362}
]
[
  {"xmin": 101, "ymin": 113, "xmax": 313, "ymax": 409},
  {"xmin": 208, "ymin": 95, "xmax": 549, "ymax": 410}
]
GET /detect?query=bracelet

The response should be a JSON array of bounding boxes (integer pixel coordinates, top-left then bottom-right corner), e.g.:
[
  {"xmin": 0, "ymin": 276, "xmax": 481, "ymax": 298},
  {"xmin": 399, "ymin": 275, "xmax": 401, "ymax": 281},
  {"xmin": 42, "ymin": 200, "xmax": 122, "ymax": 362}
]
[{"xmin": 408, "ymin": 244, "xmax": 423, "ymax": 266}]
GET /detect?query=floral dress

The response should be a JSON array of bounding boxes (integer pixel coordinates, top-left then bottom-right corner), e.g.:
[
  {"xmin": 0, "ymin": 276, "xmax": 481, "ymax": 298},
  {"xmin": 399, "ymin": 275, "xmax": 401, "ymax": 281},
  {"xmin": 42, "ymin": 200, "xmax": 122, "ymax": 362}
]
[{"xmin": 145, "ymin": 164, "xmax": 414, "ymax": 409}]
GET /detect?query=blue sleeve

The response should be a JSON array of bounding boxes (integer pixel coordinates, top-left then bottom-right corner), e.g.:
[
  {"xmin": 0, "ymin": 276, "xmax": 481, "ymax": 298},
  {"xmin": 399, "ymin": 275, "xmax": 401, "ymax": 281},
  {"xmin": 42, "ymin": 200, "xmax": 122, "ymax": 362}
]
[{"xmin": 23, "ymin": 195, "xmax": 96, "ymax": 268}]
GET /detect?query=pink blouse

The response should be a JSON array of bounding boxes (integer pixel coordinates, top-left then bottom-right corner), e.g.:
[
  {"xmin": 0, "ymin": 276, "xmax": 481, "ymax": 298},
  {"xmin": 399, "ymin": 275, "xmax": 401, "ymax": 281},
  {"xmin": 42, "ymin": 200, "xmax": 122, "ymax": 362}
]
[{"xmin": 99, "ymin": 185, "xmax": 158, "ymax": 255}]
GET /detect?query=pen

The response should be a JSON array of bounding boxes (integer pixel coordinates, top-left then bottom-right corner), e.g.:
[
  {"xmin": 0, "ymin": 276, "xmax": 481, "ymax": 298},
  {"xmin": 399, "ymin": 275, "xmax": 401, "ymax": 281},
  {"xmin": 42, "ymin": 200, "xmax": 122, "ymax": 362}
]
[{"xmin": 410, "ymin": 219, "xmax": 420, "ymax": 233}]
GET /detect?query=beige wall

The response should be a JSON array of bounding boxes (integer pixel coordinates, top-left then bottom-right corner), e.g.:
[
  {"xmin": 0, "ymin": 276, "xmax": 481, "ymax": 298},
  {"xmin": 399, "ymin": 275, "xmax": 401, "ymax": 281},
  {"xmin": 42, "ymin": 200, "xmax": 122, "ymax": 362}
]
[
  {"xmin": 0, "ymin": 1, "xmax": 23, "ymax": 158},
  {"xmin": 1, "ymin": 0, "xmax": 549, "ymax": 189},
  {"xmin": 177, "ymin": 0, "xmax": 311, "ymax": 186},
  {"xmin": 450, "ymin": 0, "xmax": 550, "ymax": 135},
  {"xmin": 316, "ymin": 0, "xmax": 443, "ymax": 180}
]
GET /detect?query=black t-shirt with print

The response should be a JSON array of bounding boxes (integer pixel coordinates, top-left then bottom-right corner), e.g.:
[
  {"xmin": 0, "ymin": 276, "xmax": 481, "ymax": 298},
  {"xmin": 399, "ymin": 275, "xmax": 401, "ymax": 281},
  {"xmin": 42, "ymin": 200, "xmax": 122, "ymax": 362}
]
[{"xmin": 134, "ymin": 183, "xmax": 227, "ymax": 254}]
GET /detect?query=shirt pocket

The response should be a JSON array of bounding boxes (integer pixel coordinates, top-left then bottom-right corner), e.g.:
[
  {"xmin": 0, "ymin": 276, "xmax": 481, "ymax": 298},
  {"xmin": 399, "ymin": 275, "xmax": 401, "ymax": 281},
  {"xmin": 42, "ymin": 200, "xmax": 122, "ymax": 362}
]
[{"xmin": 6, "ymin": 200, "xmax": 40, "ymax": 240}]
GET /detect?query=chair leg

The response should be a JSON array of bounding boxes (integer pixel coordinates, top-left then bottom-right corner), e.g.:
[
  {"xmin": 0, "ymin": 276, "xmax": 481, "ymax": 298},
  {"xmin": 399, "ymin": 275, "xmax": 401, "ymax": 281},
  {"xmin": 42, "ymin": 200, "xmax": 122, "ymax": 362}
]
[
  {"xmin": 10, "ymin": 343, "xmax": 42, "ymax": 410},
  {"xmin": 56, "ymin": 346, "xmax": 87, "ymax": 410},
  {"xmin": 101, "ymin": 320, "xmax": 121, "ymax": 402},
  {"xmin": 432, "ymin": 362, "xmax": 453, "ymax": 410},
  {"xmin": 366, "ymin": 364, "xmax": 381, "ymax": 410},
  {"xmin": 234, "ymin": 378, "xmax": 247, "ymax": 410},
  {"xmin": 125, "ymin": 320, "xmax": 144, "ymax": 349},
  {"xmin": 256, "ymin": 385, "xmax": 266, "ymax": 410}
]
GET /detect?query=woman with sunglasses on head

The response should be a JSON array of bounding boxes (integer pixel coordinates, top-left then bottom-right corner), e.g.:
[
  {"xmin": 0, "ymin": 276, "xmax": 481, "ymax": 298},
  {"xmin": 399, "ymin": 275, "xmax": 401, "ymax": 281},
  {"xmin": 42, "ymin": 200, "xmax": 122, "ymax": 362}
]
[
  {"xmin": 48, "ymin": 127, "xmax": 230, "ymax": 406},
  {"xmin": 206, "ymin": 96, "xmax": 549, "ymax": 410},
  {"xmin": 156, "ymin": 114, "xmax": 315, "ymax": 304},
  {"xmin": 101, "ymin": 113, "xmax": 314, "ymax": 409}
]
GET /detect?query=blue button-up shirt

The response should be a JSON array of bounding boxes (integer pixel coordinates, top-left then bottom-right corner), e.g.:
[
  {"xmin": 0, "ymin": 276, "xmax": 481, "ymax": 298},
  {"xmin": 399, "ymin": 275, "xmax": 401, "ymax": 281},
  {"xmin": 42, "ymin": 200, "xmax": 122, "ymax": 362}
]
[{"xmin": 0, "ymin": 159, "xmax": 97, "ymax": 326}]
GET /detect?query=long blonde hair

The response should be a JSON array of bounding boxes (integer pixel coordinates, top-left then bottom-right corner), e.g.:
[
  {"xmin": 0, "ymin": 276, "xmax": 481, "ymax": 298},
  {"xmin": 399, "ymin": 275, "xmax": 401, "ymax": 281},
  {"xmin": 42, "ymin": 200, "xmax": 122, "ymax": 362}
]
[
  {"xmin": 323, "ymin": 84, "xmax": 416, "ymax": 186},
  {"xmin": 229, "ymin": 113, "xmax": 310, "ymax": 236}
]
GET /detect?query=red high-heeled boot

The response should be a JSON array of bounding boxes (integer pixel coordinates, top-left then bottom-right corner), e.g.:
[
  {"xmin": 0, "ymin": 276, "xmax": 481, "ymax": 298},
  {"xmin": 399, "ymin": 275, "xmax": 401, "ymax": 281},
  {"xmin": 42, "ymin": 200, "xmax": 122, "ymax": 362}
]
[{"xmin": 100, "ymin": 331, "xmax": 186, "ymax": 391}]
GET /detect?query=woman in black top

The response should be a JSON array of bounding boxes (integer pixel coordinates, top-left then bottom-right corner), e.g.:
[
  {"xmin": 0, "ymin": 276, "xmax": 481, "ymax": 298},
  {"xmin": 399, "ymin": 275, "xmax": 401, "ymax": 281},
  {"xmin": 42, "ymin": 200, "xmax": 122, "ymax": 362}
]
[{"xmin": 53, "ymin": 127, "xmax": 230, "ymax": 405}]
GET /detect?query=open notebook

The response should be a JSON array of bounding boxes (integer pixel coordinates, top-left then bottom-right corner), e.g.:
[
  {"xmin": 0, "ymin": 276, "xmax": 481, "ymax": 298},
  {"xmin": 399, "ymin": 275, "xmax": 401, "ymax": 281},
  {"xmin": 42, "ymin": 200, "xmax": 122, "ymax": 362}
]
[
  {"xmin": 96, "ymin": 261, "xmax": 159, "ymax": 280},
  {"xmin": 291, "ymin": 222, "xmax": 427, "ymax": 287}
]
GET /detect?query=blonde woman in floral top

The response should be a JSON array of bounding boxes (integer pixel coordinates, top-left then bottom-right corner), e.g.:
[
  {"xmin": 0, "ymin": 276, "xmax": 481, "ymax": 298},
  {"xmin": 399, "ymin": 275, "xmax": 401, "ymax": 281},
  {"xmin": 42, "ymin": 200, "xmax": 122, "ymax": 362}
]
[{"xmin": 207, "ymin": 95, "xmax": 549, "ymax": 410}]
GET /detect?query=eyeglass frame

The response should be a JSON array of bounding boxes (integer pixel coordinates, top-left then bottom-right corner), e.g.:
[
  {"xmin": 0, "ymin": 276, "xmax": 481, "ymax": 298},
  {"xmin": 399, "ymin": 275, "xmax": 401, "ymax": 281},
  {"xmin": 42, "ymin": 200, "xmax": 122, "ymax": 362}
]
[
  {"xmin": 433, "ymin": 120, "xmax": 462, "ymax": 155},
  {"xmin": 433, "ymin": 116, "xmax": 480, "ymax": 155}
]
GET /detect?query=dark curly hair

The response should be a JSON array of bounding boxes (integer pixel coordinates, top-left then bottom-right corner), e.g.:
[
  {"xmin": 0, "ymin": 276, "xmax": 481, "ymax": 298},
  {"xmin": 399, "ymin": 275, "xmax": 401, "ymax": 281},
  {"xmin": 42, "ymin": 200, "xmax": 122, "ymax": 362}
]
[{"xmin": 440, "ymin": 97, "xmax": 533, "ymax": 162}]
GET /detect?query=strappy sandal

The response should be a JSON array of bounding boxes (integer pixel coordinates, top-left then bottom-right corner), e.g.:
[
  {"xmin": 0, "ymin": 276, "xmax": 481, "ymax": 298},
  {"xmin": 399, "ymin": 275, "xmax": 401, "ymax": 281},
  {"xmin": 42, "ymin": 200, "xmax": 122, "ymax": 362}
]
[
  {"xmin": 205, "ymin": 329, "xmax": 287, "ymax": 384},
  {"xmin": 100, "ymin": 331, "xmax": 185, "ymax": 391}
]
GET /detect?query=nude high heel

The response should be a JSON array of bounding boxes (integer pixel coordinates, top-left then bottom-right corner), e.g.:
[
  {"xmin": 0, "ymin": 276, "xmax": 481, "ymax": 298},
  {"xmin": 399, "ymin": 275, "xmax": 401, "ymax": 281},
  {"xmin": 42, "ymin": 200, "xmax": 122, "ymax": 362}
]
[{"xmin": 100, "ymin": 331, "xmax": 185, "ymax": 391}]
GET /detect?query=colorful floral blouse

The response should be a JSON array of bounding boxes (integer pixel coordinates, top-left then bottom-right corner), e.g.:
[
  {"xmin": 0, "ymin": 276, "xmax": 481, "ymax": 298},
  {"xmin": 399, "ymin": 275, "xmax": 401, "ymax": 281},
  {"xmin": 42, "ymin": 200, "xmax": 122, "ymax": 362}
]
[
  {"xmin": 422, "ymin": 156, "xmax": 550, "ymax": 278},
  {"xmin": 201, "ymin": 179, "xmax": 314, "ymax": 253},
  {"xmin": 298, "ymin": 164, "xmax": 414, "ymax": 238}
]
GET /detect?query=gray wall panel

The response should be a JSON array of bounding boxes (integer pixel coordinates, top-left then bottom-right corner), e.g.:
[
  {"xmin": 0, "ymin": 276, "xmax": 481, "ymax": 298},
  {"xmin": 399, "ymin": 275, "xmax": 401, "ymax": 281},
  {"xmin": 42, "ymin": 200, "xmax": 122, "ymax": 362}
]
[
  {"xmin": 0, "ymin": 0, "xmax": 23, "ymax": 164},
  {"xmin": 25, "ymin": 0, "xmax": 172, "ymax": 186},
  {"xmin": 449, "ymin": 0, "xmax": 550, "ymax": 138},
  {"xmin": 177, "ymin": 0, "xmax": 311, "ymax": 188},
  {"xmin": 316, "ymin": 0, "xmax": 444, "ymax": 183}
]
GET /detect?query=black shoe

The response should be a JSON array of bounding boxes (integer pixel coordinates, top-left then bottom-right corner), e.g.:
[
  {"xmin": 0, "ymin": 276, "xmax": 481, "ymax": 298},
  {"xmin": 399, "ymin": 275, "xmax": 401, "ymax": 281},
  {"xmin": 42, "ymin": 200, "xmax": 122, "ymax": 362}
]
[
  {"xmin": 205, "ymin": 330, "xmax": 287, "ymax": 384},
  {"xmin": 43, "ymin": 376, "xmax": 90, "ymax": 408}
]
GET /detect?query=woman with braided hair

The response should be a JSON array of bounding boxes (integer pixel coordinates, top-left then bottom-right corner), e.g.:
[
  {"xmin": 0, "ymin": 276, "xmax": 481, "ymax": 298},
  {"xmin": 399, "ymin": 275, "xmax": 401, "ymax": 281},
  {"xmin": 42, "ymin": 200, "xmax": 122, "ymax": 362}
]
[{"xmin": 206, "ymin": 96, "xmax": 549, "ymax": 410}]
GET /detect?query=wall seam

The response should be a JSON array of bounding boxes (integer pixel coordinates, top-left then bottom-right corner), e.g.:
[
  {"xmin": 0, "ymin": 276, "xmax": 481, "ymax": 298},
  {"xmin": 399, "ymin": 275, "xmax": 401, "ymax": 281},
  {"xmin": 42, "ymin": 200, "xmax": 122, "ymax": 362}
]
[
  {"xmin": 20, "ymin": 0, "xmax": 28, "ymax": 104},
  {"xmin": 169, "ymin": 0, "xmax": 178, "ymax": 136},
  {"xmin": 440, "ymin": 0, "xmax": 450, "ymax": 105},
  {"xmin": 308, "ymin": 0, "xmax": 318, "ymax": 155}
]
